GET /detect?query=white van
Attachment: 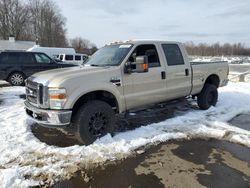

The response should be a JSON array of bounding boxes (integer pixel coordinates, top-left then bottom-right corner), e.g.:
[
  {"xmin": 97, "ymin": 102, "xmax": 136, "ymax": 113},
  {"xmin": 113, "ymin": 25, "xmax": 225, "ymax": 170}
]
[
  {"xmin": 57, "ymin": 53, "xmax": 88, "ymax": 65},
  {"xmin": 27, "ymin": 46, "xmax": 76, "ymax": 59}
]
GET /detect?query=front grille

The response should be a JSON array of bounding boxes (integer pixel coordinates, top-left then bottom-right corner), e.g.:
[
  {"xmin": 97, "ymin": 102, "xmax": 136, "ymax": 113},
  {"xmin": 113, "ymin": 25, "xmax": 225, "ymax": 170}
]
[
  {"xmin": 26, "ymin": 79, "xmax": 38, "ymax": 90},
  {"xmin": 26, "ymin": 79, "xmax": 41, "ymax": 106}
]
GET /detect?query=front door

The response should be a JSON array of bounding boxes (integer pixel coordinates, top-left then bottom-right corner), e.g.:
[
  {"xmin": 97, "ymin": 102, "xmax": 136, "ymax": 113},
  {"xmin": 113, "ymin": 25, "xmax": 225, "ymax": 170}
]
[
  {"xmin": 122, "ymin": 44, "xmax": 167, "ymax": 110},
  {"xmin": 34, "ymin": 53, "xmax": 59, "ymax": 72}
]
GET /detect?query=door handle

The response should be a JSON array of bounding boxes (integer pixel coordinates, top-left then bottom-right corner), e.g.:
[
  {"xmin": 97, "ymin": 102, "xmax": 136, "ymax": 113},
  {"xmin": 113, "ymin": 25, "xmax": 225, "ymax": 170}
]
[
  {"xmin": 161, "ymin": 71, "xmax": 166, "ymax": 79},
  {"xmin": 185, "ymin": 69, "xmax": 189, "ymax": 76},
  {"xmin": 110, "ymin": 77, "xmax": 121, "ymax": 86}
]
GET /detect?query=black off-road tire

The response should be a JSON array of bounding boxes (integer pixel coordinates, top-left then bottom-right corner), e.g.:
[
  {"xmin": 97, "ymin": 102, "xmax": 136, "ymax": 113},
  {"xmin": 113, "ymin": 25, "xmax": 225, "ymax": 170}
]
[
  {"xmin": 73, "ymin": 100, "xmax": 115, "ymax": 145},
  {"xmin": 197, "ymin": 84, "xmax": 218, "ymax": 110},
  {"xmin": 8, "ymin": 72, "xmax": 25, "ymax": 86}
]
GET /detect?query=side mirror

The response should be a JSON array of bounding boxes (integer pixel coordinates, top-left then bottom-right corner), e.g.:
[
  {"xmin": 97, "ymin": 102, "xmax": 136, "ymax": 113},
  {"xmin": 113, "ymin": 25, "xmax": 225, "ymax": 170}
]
[
  {"xmin": 124, "ymin": 55, "xmax": 149, "ymax": 74},
  {"xmin": 50, "ymin": 59, "xmax": 56, "ymax": 64}
]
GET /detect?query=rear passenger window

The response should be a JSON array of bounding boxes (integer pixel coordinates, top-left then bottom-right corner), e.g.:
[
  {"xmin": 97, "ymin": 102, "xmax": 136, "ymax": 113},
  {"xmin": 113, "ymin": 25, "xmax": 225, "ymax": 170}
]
[
  {"xmin": 19, "ymin": 53, "xmax": 34, "ymax": 64},
  {"xmin": 8, "ymin": 53, "xmax": 19, "ymax": 64},
  {"xmin": 75, "ymin": 55, "xmax": 81, "ymax": 61},
  {"xmin": 162, "ymin": 44, "xmax": 185, "ymax": 66},
  {"xmin": 65, "ymin": 55, "xmax": 73, "ymax": 61},
  {"xmin": 0, "ymin": 53, "xmax": 9, "ymax": 63}
]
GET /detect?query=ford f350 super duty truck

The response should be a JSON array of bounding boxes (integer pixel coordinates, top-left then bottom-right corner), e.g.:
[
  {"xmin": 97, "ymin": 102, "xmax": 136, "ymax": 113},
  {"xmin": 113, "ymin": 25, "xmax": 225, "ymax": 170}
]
[{"xmin": 24, "ymin": 40, "xmax": 229, "ymax": 144}]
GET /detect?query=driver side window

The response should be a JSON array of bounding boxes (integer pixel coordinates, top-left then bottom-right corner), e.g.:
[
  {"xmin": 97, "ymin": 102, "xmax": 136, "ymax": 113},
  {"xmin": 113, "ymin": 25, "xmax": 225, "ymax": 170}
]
[{"xmin": 128, "ymin": 44, "xmax": 160, "ymax": 68}]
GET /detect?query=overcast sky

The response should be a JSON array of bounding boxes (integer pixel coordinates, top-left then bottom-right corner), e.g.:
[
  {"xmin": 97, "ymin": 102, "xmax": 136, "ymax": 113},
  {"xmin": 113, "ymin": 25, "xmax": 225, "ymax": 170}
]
[{"xmin": 54, "ymin": 0, "xmax": 250, "ymax": 47}]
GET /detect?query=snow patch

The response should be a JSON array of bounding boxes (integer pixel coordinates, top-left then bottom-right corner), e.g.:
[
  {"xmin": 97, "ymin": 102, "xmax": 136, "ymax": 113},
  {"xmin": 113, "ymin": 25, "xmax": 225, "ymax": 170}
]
[
  {"xmin": 191, "ymin": 56, "xmax": 250, "ymax": 64},
  {"xmin": 0, "ymin": 82, "xmax": 250, "ymax": 187}
]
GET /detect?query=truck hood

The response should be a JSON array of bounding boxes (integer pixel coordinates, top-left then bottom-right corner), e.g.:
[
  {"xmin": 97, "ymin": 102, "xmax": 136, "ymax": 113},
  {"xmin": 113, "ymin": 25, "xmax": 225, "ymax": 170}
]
[{"xmin": 29, "ymin": 65, "xmax": 112, "ymax": 86}]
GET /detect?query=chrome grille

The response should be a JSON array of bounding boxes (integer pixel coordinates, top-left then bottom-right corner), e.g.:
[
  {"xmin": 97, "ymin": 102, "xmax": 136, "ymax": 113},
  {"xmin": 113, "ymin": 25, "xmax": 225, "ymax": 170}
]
[
  {"xmin": 25, "ymin": 79, "xmax": 49, "ymax": 108},
  {"xmin": 26, "ymin": 79, "xmax": 39, "ymax": 106}
]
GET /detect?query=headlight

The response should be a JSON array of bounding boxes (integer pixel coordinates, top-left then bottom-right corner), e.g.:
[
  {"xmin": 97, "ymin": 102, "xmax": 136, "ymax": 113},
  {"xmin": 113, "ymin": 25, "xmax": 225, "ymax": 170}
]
[{"xmin": 48, "ymin": 88, "xmax": 67, "ymax": 109}]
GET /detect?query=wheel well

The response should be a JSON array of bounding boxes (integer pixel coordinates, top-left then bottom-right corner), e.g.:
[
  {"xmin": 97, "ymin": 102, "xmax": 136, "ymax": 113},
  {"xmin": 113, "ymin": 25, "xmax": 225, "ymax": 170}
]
[
  {"xmin": 72, "ymin": 90, "xmax": 119, "ymax": 116},
  {"xmin": 204, "ymin": 74, "xmax": 220, "ymax": 88}
]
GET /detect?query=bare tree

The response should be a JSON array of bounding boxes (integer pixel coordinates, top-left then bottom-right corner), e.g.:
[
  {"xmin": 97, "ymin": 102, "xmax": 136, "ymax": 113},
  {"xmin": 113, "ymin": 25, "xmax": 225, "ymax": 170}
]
[
  {"xmin": 0, "ymin": 0, "xmax": 68, "ymax": 47},
  {"xmin": 70, "ymin": 37, "xmax": 97, "ymax": 54},
  {"xmin": 185, "ymin": 42, "xmax": 250, "ymax": 56},
  {"xmin": 0, "ymin": 0, "xmax": 30, "ymax": 40},
  {"xmin": 28, "ymin": 0, "xmax": 68, "ymax": 47}
]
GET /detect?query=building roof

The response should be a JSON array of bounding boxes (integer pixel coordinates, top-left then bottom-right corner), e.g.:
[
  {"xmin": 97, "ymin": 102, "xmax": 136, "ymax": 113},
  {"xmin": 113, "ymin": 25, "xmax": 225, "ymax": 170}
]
[{"xmin": 0, "ymin": 40, "xmax": 35, "ymax": 51}]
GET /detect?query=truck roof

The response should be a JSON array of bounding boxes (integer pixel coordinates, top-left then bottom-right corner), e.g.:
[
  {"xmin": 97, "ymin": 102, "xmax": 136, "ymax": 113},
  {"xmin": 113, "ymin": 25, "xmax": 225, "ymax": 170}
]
[{"xmin": 107, "ymin": 39, "xmax": 182, "ymax": 46}]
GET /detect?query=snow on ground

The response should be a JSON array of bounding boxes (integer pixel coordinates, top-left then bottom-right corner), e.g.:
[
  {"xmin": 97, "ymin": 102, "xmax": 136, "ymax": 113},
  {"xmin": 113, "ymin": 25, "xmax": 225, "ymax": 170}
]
[
  {"xmin": 191, "ymin": 56, "xmax": 250, "ymax": 64},
  {"xmin": 0, "ymin": 81, "xmax": 8, "ymax": 85},
  {"xmin": 1, "ymin": 82, "xmax": 250, "ymax": 187}
]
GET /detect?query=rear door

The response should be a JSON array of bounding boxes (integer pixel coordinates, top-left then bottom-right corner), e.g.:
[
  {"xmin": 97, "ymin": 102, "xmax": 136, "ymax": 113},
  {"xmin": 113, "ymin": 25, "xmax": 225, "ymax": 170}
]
[
  {"xmin": 75, "ymin": 55, "xmax": 82, "ymax": 64},
  {"xmin": 65, "ymin": 55, "xmax": 74, "ymax": 63},
  {"xmin": 0, "ymin": 53, "xmax": 21, "ymax": 79},
  {"xmin": 19, "ymin": 53, "xmax": 39, "ymax": 77},
  {"xmin": 161, "ymin": 44, "xmax": 192, "ymax": 99},
  {"xmin": 0, "ymin": 53, "xmax": 10, "ymax": 80}
]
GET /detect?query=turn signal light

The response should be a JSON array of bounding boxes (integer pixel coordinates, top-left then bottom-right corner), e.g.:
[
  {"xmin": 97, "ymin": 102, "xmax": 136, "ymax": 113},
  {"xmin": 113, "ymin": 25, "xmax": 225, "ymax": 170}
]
[
  {"xmin": 49, "ymin": 94, "xmax": 66, "ymax": 100},
  {"xmin": 143, "ymin": 63, "xmax": 149, "ymax": 72}
]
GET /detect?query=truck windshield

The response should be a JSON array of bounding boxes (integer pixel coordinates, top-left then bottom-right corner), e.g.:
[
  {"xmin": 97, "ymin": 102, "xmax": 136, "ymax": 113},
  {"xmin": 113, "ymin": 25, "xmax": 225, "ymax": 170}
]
[{"xmin": 85, "ymin": 44, "xmax": 132, "ymax": 66}]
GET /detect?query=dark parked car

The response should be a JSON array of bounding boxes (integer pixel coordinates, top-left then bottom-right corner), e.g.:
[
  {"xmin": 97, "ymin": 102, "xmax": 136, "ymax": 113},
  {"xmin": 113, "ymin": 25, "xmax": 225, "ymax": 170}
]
[{"xmin": 0, "ymin": 51, "xmax": 76, "ymax": 86}]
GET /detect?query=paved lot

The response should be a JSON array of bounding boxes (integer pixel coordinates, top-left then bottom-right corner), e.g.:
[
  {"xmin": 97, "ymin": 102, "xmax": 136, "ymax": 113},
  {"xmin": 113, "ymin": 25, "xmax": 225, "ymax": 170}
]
[{"xmin": 52, "ymin": 114, "xmax": 250, "ymax": 188}]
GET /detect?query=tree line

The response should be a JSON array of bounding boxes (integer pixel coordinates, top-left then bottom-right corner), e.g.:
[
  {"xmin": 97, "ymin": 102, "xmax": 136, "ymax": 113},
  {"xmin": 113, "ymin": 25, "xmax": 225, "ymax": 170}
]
[
  {"xmin": 1, "ymin": 0, "xmax": 249, "ymax": 56},
  {"xmin": 185, "ymin": 42, "xmax": 250, "ymax": 56},
  {"xmin": 0, "ymin": 0, "xmax": 97, "ymax": 54}
]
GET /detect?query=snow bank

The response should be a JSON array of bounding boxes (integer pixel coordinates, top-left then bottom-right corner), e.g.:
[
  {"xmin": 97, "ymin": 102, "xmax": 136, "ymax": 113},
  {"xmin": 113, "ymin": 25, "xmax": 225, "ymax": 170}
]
[
  {"xmin": 1, "ymin": 82, "xmax": 250, "ymax": 187},
  {"xmin": 191, "ymin": 56, "xmax": 250, "ymax": 64},
  {"xmin": 0, "ymin": 81, "xmax": 8, "ymax": 85}
]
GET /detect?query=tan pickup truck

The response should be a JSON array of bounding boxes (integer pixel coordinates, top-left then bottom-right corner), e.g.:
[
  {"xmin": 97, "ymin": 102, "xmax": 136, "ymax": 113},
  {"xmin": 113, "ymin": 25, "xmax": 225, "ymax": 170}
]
[{"xmin": 24, "ymin": 40, "xmax": 229, "ymax": 144}]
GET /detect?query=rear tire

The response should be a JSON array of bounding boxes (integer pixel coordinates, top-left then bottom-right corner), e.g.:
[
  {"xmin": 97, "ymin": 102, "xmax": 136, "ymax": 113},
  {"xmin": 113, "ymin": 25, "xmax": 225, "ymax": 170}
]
[
  {"xmin": 8, "ymin": 72, "xmax": 25, "ymax": 86},
  {"xmin": 73, "ymin": 100, "xmax": 115, "ymax": 145},
  {"xmin": 197, "ymin": 84, "xmax": 218, "ymax": 110}
]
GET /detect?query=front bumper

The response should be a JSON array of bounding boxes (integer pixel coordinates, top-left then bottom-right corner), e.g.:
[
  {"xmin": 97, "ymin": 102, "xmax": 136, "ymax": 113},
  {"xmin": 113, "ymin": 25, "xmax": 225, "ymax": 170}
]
[{"xmin": 24, "ymin": 101, "xmax": 72, "ymax": 127}]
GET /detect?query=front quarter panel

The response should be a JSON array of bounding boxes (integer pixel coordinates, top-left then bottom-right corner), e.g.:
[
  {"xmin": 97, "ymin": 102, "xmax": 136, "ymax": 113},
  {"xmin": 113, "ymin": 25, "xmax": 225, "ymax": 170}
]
[{"xmin": 59, "ymin": 67, "xmax": 126, "ymax": 113}]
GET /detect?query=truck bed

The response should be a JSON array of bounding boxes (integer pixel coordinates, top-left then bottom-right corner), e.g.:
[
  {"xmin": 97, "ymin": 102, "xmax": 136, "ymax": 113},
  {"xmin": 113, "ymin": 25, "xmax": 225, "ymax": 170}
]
[{"xmin": 190, "ymin": 61, "xmax": 229, "ymax": 95}]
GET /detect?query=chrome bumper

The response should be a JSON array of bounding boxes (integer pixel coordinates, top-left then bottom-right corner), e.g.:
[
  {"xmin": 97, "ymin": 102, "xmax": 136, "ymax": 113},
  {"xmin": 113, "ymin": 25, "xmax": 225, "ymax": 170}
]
[{"xmin": 24, "ymin": 101, "xmax": 72, "ymax": 127}]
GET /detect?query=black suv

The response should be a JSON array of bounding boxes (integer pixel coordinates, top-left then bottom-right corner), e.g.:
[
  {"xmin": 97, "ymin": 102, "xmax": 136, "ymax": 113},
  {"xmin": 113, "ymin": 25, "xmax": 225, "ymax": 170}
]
[{"xmin": 0, "ymin": 51, "xmax": 76, "ymax": 86}]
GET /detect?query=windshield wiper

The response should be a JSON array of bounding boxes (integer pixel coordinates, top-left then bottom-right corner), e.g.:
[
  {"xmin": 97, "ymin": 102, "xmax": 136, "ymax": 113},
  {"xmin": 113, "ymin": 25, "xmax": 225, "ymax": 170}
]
[
  {"xmin": 89, "ymin": 64, "xmax": 116, "ymax": 67},
  {"xmin": 102, "ymin": 64, "xmax": 116, "ymax": 66},
  {"xmin": 89, "ymin": 64, "xmax": 102, "ymax": 67}
]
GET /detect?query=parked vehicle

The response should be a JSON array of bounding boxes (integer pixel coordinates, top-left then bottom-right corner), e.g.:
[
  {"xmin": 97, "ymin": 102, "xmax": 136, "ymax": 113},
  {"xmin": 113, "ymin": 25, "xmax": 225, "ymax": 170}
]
[
  {"xmin": 57, "ymin": 53, "xmax": 88, "ymax": 65},
  {"xmin": 25, "ymin": 40, "xmax": 229, "ymax": 145},
  {"xmin": 0, "ymin": 51, "xmax": 76, "ymax": 86},
  {"xmin": 27, "ymin": 46, "xmax": 76, "ymax": 59}
]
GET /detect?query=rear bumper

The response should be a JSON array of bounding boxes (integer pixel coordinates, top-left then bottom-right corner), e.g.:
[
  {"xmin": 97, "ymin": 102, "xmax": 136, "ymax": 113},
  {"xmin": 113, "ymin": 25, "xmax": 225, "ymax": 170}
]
[{"xmin": 24, "ymin": 101, "xmax": 72, "ymax": 127}]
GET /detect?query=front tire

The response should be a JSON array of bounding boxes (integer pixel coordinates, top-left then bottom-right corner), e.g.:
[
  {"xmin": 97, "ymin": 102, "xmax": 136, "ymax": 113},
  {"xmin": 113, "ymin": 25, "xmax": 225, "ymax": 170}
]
[
  {"xmin": 73, "ymin": 100, "xmax": 115, "ymax": 145},
  {"xmin": 8, "ymin": 72, "xmax": 25, "ymax": 86},
  {"xmin": 197, "ymin": 84, "xmax": 218, "ymax": 110}
]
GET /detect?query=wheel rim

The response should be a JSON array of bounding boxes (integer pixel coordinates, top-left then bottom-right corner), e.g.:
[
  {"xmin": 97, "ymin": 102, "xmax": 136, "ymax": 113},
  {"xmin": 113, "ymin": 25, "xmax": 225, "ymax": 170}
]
[
  {"xmin": 88, "ymin": 112, "xmax": 107, "ymax": 137},
  {"xmin": 10, "ymin": 74, "xmax": 23, "ymax": 85}
]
